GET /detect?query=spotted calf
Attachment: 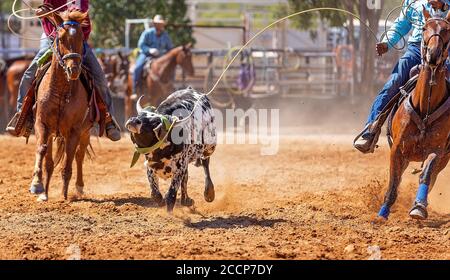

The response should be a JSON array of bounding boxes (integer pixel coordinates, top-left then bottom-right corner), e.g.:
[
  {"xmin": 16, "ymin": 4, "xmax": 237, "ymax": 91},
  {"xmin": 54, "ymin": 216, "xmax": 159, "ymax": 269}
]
[{"xmin": 126, "ymin": 87, "xmax": 216, "ymax": 212}]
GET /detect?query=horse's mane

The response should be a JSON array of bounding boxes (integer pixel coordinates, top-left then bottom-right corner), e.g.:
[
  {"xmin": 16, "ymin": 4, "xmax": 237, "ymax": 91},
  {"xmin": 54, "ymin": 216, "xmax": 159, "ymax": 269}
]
[{"xmin": 59, "ymin": 9, "xmax": 89, "ymax": 27}]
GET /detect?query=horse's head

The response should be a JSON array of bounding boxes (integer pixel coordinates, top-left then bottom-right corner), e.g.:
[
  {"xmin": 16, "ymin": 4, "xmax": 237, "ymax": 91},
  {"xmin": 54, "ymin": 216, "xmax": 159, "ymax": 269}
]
[
  {"xmin": 422, "ymin": 7, "xmax": 450, "ymax": 67},
  {"xmin": 176, "ymin": 43, "xmax": 194, "ymax": 76},
  {"xmin": 48, "ymin": 10, "xmax": 88, "ymax": 80}
]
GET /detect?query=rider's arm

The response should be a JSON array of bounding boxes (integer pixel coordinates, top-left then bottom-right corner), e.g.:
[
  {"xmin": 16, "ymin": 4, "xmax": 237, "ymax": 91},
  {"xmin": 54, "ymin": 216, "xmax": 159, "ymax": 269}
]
[
  {"xmin": 138, "ymin": 29, "xmax": 154, "ymax": 55},
  {"xmin": 381, "ymin": 0, "xmax": 413, "ymax": 50}
]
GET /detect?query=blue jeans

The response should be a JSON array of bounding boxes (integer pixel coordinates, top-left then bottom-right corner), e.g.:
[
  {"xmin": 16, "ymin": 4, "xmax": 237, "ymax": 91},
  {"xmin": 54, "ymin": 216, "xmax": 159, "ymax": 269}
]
[
  {"xmin": 17, "ymin": 37, "xmax": 114, "ymax": 115},
  {"xmin": 17, "ymin": 36, "xmax": 50, "ymax": 111},
  {"xmin": 365, "ymin": 43, "xmax": 422, "ymax": 127},
  {"xmin": 133, "ymin": 53, "xmax": 149, "ymax": 95}
]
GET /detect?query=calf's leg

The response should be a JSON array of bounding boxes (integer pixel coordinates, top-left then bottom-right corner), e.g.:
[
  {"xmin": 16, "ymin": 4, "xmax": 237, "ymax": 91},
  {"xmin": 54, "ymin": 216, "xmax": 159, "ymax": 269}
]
[{"xmin": 202, "ymin": 158, "xmax": 215, "ymax": 202}]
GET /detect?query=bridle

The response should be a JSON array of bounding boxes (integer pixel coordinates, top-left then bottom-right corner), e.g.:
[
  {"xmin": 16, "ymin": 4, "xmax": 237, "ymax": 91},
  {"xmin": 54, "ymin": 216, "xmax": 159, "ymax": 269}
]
[
  {"xmin": 420, "ymin": 17, "xmax": 450, "ymax": 123},
  {"xmin": 422, "ymin": 18, "xmax": 450, "ymax": 70},
  {"xmin": 50, "ymin": 20, "xmax": 84, "ymax": 79}
]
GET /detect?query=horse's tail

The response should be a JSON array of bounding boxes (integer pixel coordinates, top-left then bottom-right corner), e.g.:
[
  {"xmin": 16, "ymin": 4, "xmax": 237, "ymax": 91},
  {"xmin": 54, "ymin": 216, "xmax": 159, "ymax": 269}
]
[
  {"xmin": 54, "ymin": 136, "xmax": 95, "ymax": 168},
  {"xmin": 54, "ymin": 137, "xmax": 65, "ymax": 168}
]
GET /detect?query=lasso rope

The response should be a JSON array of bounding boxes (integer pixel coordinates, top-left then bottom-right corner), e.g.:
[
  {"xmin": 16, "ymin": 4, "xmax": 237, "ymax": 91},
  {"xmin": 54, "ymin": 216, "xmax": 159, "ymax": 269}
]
[
  {"xmin": 7, "ymin": 0, "xmax": 76, "ymax": 41},
  {"xmin": 174, "ymin": 7, "xmax": 391, "ymax": 125}
]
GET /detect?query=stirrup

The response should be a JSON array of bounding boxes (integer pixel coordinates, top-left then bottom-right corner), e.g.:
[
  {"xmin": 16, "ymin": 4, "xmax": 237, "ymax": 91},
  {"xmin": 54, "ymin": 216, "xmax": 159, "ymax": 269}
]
[
  {"xmin": 5, "ymin": 112, "xmax": 32, "ymax": 138},
  {"xmin": 353, "ymin": 123, "xmax": 380, "ymax": 154}
]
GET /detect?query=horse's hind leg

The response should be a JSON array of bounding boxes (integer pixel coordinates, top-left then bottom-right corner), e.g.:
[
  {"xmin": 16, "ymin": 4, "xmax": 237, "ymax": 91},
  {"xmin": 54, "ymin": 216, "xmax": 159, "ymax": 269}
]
[
  {"xmin": 30, "ymin": 126, "xmax": 50, "ymax": 196},
  {"xmin": 377, "ymin": 147, "xmax": 409, "ymax": 221},
  {"xmin": 61, "ymin": 133, "xmax": 80, "ymax": 200},
  {"xmin": 410, "ymin": 154, "xmax": 449, "ymax": 220},
  {"xmin": 180, "ymin": 169, "xmax": 194, "ymax": 207},
  {"xmin": 202, "ymin": 157, "xmax": 215, "ymax": 203},
  {"xmin": 75, "ymin": 132, "xmax": 89, "ymax": 197}
]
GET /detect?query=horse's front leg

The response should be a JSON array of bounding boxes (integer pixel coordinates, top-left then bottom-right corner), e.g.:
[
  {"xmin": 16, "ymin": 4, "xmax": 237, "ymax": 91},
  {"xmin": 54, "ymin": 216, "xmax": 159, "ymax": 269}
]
[
  {"xmin": 61, "ymin": 132, "xmax": 80, "ymax": 200},
  {"xmin": 37, "ymin": 138, "xmax": 54, "ymax": 202},
  {"xmin": 376, "ymin": 146, "xmax": 409, "ymax": 222},
  {"xmin": 410, "ymin": 153, "xmax": 449, "ymax": 220},
  {"xmin": 30, "ymin": 124, "xmax": 50, "ymax": 196},
  {"xmin": 74, "ymin": 131, "xmax": 89, "ymax": 197}
]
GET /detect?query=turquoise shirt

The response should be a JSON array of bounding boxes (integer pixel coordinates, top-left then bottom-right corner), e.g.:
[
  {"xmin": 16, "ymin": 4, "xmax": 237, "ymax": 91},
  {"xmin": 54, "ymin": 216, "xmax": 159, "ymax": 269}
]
[
  {"xmin": 382, "ymin": 0, "xmax": 449, "ymax": 49},
  {"xmin": 138, "ymin": 27, "xmax": 174, "ymax": 55}
]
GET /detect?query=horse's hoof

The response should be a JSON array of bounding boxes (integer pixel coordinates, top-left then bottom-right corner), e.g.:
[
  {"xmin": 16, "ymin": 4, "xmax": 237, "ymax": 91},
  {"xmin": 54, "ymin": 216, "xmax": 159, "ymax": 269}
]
[
  {"xmin": 75, "ymin": 185, "xmax": 84, "ymax": 196},
  {"xmin": 181, "ymin": 197, "xmax": 195, "ymax": 207},
  {"xmin": 409, "ymin": 203, "xmax": 428, "ymax": 220},
  {"xmin": 29, "ymin": 183, "xmax": 45, "ymax": 195},
  {"xmin": 204, "ymin": 186, "xmax": 215, "ymax": 203},
  {"xmin": 371, "ymin": 215, "xmax": 387, "ymax": 225},
  {"xmin": 37, "ymin": 194, "xmax": 48, "ymax": 202}
]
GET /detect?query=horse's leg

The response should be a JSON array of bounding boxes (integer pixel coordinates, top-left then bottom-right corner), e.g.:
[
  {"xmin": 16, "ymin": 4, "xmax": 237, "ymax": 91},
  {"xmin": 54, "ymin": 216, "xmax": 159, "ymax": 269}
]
[
  {"xmin": 202, "ymin": 157, "xmax": 215, "ymax": 202},
  {"xmin": 409, "ymin": 153, "xmax": 449, "ymax": 220},
  {"xmin": 75, "ymin": 132, "xmax": 89, "ymax": 197},
  {"xmin": 180, "ymin": 169, "xmax": 194, "ymax": 207},
  {"xmin": 377, "ymin": 146, "xmax": 409, "ymax": 220},
  {"xmin": 147, "ymin": 168, "xmax": 163, "ymax": 206},
  {"xmin": 61, "ymin": 132, "xmax": 80, "ymax": 200},
  {"xmin": 30, "ymin": 125, "xmax": 50, "ymax": 196},
  {"xmin": 38, "ymin": 137, "xmax": 54, "ymax": 202}
]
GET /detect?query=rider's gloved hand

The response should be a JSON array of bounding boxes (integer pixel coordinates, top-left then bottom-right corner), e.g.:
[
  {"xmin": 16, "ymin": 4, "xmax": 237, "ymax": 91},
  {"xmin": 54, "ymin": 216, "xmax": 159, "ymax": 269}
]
[
  {"xmin": 35, "ymin": 4, "xmax": 54, "ymax": 18},
  {"xmin": 376, "ymin": 42, "xmax": 389, "ymax": 57},
  {"xmin": 149, "ymin": 48, "xmax": 160, "ymax": 57}
]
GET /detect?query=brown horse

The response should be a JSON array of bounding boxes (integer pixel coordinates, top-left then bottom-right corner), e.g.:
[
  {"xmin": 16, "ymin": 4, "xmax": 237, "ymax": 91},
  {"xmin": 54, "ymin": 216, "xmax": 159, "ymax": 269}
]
[
  {"xmin": 6, "ymin": 59, "xmax": 32, "ymax": 114},
  {"xmin": 30, "ymin": 10, "xmax": 92, "ymax": 201},
  {"xmin": 126, "ymin": 44, "xmax": 194, "ymax": 119},
  {"xmin": 99, "ymin": 51, "xmax": 129, "ymax": 95},
  {"xmin": 376, "ymin": 9, "xmax": 450, "ymax": 221}
]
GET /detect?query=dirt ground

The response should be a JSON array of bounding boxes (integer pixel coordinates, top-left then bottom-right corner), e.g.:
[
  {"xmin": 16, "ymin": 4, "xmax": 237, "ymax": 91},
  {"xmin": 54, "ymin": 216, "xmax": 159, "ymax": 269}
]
[{"xmin": 0, "ymin": 133, "xmax": 449, "ymax": 260}]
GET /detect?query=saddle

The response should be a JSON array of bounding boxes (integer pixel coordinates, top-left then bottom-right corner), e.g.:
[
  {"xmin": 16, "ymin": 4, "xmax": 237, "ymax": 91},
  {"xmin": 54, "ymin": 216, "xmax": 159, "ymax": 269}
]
[
  {"xmin": 385, "ymin": 69, "xmax": 450, "ymax": 147},
  {"xmin": 142, "ymin": 57, "xmax": 154, "ymax": 80},
  {"xmin": 15, "ymin": 62, "xmax": 109, "ymax": 138}
]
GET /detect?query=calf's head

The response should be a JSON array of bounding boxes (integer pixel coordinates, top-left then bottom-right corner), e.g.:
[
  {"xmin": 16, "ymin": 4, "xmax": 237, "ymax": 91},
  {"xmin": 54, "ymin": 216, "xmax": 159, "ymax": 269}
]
[{"xmin": 126, "ymin": 97, "xmax": 171, "ymax": 149}]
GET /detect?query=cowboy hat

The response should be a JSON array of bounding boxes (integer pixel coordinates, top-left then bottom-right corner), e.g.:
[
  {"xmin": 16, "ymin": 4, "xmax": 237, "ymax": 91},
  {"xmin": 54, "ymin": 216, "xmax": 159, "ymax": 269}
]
[{"xmin": 153, "ymin": 15, "xmax": 166, "ymax": 25}]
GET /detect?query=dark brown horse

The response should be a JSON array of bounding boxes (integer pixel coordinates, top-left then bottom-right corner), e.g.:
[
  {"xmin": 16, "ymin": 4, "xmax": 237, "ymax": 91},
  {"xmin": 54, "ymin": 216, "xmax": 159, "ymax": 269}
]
[
  {"xmin": 98, "ymin": 51, "xmax": 129, "ymax": 95},
  {"xmin": 0, "ymin": 56, "xmax": 33, "ymax": 118},
  {"xmin": 126, "ymin": 44, "xmax": 194, "ymax": 119},
  {"xmin": 30, "ymin": 10, "xmax": 92, "ymax": 202},
  {"xmin": 6, "ymin": 59, "xmax": 32, "ymax": 113},
  {"xmin": 376, "ymin": 9, "xmax": 450, "ymax": 222}
]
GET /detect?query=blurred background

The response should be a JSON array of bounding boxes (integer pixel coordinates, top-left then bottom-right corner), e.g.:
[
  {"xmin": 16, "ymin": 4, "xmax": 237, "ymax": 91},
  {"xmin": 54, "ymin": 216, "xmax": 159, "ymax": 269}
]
[{"xmin": 1, "ymin": 0, "xmax": 404, "ymax": 133}]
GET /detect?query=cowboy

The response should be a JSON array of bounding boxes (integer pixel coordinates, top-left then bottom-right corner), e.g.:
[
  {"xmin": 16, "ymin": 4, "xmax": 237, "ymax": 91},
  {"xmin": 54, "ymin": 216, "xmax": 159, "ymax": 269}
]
[
  {"xmin": 132, "ymin": 14, "xmax": 173, "ymax": 98},
  {"xmin": 354, "ymin": 0, "xmax": 450, "ymax": 153},
  {"xmin": 6, "ymin": 0, "xmax": 121, "ymax": 141}
]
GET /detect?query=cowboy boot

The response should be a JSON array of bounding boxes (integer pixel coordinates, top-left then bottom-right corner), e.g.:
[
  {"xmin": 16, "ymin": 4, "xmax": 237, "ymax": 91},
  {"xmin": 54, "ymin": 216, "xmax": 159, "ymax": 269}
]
[
  {"xmin": 353, "ymin": 122, "xmax": 381, "ymax": 154},
  {"xmin": 105, "ymin": 113, "xmax": 121, "ymax": 142}
]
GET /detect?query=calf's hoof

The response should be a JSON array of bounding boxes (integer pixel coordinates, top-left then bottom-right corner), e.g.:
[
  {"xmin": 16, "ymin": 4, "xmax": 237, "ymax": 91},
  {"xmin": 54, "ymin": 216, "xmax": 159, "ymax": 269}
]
[
  {"xmin": 181, "ymin": 197, "xmax": 195, "ymax": 207},
  {"xmin": 204, "ymin": 183, "xmax": 215, "ymax": 203},
  {"xmin": 165, "ymin": 192, "xmax": 177, "ymax": 213},
  {"xmin": 151, "ymin": 191, "xmax": 165, "ymax": 207},
  {"xmin": 29, "ymin": 183, "xmax": 45, "ymax": 195},
  {"xmin": 409, "ymin": 203, "xmax": 428, "ymax": 220}
]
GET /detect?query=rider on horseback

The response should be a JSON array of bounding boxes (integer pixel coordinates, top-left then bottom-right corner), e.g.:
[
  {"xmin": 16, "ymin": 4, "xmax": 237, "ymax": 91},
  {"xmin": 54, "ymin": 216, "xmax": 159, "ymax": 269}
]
[
  {"xmin": 6, "ymin": 0, "xmax": 121, "ymax": 141},
  {"xmin": 132, "ymin": 15, "xmax": 173, "ymax": 98},
  {"xmin": 354, "ymin": 0, "xmax": 450, "ymax": 153}
]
